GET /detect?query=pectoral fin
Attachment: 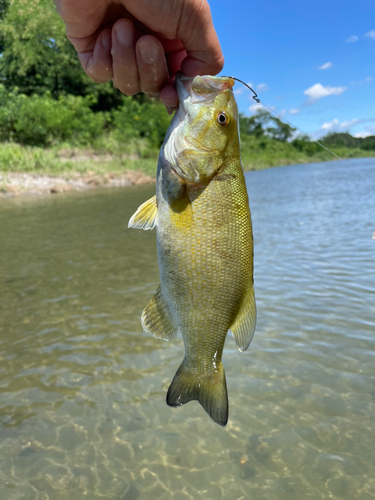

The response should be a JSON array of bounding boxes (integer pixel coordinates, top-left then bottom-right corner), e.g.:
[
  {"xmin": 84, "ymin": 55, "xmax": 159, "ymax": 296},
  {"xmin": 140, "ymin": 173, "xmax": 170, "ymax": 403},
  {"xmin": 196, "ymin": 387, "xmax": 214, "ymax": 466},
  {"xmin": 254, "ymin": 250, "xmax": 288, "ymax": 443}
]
[
  {"xmin": 128, "ymin": 195, "xmax": 157, "ymax": 230},
  {"xmin": 141, "ymin": 286, "xmax": 177, "ymax": 341},
  {"xmin": 230, "ymin": 285, "xmax": 257, "ymax": 352}
]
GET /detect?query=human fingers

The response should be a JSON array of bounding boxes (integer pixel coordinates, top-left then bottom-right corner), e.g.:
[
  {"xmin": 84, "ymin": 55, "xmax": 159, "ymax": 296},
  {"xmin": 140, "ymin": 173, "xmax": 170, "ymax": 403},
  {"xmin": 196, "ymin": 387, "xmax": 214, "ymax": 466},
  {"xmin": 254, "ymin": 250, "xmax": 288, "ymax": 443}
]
[
  {"xmin": 177, "ymin": 0, "xmax": 224, "ymax": 77},
  {"xmin": 159, "ymin": 84, "xmax": 178, "ymax": 112},
  {"xmin": 157, "ymin": 48, "xmax": 186, "ymax": 109},
  {"xmin": 121, "ymin": 0, "xmax": 223, "ymax": 78},
  {"xmin": 77, "ymin": 28, "xmax": 113, "ymax": 83},
  {"xmin": 112, "ymin": 19, "xmax": 140, "ymax": 95},
  {"xmin": 135, "ymin": 35, "xmax": 169, "ymax": 98}
]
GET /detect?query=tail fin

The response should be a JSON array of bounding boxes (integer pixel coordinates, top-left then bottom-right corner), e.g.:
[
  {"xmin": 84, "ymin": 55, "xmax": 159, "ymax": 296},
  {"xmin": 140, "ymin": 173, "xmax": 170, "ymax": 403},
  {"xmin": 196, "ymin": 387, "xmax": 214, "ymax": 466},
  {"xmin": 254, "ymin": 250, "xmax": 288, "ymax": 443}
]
[{"xmin": 166, "ymin": 359, "xmax": 228, "ymax": 426}]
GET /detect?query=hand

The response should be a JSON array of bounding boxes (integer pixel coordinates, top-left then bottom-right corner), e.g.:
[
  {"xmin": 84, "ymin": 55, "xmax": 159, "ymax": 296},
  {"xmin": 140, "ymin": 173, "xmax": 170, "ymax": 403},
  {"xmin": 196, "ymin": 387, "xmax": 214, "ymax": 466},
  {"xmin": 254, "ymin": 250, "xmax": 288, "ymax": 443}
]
[{"xmin": 54, "ymin": 0, "xmax": 224, "ymax": 110}]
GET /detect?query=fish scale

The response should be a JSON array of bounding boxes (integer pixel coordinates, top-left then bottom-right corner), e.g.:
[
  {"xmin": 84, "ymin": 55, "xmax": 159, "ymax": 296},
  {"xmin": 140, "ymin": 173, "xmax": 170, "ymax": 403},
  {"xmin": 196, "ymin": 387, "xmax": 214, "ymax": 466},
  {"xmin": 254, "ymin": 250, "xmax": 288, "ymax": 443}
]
[{"xmin": 129, "ymin": 74, "xmax": 256, "ymax": 426}]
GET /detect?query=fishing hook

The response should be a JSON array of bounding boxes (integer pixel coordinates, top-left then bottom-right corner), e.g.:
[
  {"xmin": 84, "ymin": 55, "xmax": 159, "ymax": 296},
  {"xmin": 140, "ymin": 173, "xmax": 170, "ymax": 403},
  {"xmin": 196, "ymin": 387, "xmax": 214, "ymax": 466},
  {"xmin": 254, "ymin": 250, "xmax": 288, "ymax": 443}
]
[
  {"xmin": 224, "ymin": 75, "xmax": 357, "ymax": 171},
  {"xmin": 223, "ymin": 76, "xmax": 261, "ymax": 103}
]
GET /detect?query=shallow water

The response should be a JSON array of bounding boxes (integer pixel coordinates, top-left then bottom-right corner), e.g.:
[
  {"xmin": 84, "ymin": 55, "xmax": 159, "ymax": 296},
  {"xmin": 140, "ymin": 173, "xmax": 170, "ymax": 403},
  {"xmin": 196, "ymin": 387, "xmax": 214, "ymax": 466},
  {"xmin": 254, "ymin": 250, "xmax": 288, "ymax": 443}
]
[{"xmin": 0, "ymin": 158, "xmax": 374, "ymax": 500}]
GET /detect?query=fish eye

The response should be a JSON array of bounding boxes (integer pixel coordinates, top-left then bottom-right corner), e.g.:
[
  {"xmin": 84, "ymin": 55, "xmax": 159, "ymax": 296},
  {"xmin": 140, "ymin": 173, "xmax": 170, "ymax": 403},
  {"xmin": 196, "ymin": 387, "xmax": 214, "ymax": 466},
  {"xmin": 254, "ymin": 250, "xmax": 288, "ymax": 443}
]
[{"xmin": 216, "ymin": 111, "xmax": 230, "ymax": 126}]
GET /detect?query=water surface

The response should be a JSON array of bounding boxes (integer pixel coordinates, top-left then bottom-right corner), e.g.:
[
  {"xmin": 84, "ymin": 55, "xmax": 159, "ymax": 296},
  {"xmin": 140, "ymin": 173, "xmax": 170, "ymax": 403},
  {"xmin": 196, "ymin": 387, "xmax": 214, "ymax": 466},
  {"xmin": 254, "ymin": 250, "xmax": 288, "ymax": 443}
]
[{"xmin": 0, "ymin": 158, "xmax": 374, "ymax": 500}]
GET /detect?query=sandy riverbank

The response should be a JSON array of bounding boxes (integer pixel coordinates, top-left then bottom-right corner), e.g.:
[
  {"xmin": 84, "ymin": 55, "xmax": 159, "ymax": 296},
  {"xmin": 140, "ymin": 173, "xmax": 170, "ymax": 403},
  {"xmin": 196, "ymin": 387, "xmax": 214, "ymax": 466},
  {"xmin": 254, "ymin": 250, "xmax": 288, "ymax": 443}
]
[{"xmin": 0, "ymin": 170, "xmax": 155, "ymax": 198}]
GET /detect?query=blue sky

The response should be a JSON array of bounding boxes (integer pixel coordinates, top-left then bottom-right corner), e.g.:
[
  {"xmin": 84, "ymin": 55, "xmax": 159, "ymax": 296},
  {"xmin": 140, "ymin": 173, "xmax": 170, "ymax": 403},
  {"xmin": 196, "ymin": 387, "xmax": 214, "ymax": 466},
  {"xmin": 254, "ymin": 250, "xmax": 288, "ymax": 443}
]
[{"xmin": 210, "ymin": 0, "xmax": 375, "ymax": 138}]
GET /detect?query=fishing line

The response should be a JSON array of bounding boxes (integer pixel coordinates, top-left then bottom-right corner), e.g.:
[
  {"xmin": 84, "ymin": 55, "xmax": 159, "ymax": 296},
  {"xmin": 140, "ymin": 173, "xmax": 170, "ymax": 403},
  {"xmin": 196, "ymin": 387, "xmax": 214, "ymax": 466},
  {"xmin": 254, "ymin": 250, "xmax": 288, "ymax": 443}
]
[
  {"xmin": 226, "ymin": 76, "xmax": 374, "ymax": 237},
  {"xmin": 224, "ymin": 76, "xmax": 361, "ymax": 171}
]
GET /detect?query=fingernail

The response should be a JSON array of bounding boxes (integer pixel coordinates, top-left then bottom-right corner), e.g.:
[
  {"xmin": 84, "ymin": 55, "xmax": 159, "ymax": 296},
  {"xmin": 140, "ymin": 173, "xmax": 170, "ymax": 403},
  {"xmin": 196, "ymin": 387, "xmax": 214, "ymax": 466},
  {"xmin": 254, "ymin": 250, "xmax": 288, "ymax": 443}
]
[
  {"xmin": 138, "ymin": 40, "xmax": 160, "ymax": 64},
  {"xmin": 115, "ymin": 23, "xmax": 133, "ymax": 47},
  {"xmin": 163, "ymin": 99, "xmax": 178, "ymax": 107},
  {"xmin": 101, "ymin": 31, "xmax": 111, "ymax": 51}
]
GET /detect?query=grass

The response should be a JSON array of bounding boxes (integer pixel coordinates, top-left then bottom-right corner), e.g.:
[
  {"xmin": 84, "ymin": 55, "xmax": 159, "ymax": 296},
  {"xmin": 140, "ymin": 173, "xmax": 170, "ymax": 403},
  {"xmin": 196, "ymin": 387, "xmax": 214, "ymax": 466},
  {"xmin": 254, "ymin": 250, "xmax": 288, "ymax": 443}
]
[
  {"xmin": 0, "ymin": 134, "xmax": 374, "ymax": 179},
  {"xmin": 0, "ymin": 135, "xmax": 160, "ymax": 177}
]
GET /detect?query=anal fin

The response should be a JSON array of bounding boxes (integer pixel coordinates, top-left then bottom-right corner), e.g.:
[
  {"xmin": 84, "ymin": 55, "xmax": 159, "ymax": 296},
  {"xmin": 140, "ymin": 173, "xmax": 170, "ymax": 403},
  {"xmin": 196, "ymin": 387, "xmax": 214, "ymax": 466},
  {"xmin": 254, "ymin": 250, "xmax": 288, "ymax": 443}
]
[
  {"xmin": 128, "ymin": 195, "xmax": 157, "ymax": 230},
  {"xmin": 141, "ymin": 285, "xmax": 177, "ymax": 341},
  {"xmin": 230, "ymin": 285, "xmax": 256, "ymax": 352}
]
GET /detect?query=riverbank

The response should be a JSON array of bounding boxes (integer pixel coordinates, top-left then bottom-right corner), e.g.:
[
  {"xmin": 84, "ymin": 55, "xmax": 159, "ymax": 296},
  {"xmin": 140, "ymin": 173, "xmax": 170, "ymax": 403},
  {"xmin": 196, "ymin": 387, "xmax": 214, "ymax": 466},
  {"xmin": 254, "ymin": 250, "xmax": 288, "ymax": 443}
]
[
  {"xmin": 0, "ymin": 139, "xmax": 374, "ymax": 198},
  {"xmin": 0, "ymin": 170, "xmax": 154, "ymax": 198},
  {"xmin": 0, "ymin": 139, "xmax": 158, "ymax": 197}
]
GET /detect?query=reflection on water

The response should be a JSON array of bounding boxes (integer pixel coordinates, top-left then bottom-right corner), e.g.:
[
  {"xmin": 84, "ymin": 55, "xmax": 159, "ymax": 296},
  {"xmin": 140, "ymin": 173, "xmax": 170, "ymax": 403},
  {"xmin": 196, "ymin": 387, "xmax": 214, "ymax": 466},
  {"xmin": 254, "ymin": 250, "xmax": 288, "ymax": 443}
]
[{"xmin": 0, "ymin": 158, "xmax": 374, "ymax": 500}]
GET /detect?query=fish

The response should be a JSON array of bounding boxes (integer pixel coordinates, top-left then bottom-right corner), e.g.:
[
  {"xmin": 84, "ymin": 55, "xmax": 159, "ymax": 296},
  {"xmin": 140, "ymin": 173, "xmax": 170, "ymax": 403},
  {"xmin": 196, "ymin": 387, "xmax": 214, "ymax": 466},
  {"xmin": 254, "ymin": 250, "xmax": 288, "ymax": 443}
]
[{"xmin": 128, "ymin": 74, "xmax": 256, "ymax": 426}]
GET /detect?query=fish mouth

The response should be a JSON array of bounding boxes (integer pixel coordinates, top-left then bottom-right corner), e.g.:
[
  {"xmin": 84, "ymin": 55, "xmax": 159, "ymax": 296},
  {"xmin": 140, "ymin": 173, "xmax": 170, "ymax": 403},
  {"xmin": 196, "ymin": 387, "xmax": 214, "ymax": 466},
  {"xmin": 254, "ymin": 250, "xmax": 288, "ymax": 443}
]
[{"xmin": 175, "ymin": 73, "xmax": 234, "ymax": 113}]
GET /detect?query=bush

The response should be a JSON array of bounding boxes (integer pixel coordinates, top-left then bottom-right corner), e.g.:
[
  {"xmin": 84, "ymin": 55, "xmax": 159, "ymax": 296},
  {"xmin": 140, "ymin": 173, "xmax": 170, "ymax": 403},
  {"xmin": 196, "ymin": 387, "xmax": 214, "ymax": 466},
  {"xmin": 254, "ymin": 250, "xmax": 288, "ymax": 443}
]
[
  {"xmin": 291, "ymin": 137, "xmax": 318, "ymax": 156},
  {"xmin": 0, "ymin": 85, "xmax": 108, "ymax": 146},
  {"xmin": 321, "ymin": 132, "xmax": 357, "ymax": 148},
  {"xmin": 0, "ymin": 86, "xmax": 172, "ymax": 148},
  {"xmin": 361, "ymin": 136, "xmax": 375, "ymax": 151},
  {"xmin": 112, "ymin": 96, "xmax": 172, "ymax": 147}
]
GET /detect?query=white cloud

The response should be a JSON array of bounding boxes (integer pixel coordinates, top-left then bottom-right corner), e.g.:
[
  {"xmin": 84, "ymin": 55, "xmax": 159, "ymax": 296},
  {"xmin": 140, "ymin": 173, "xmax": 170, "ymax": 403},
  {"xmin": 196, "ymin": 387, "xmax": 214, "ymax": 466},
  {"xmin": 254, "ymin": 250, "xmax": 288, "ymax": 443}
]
[
  {"xmin": 350, "ymin": 76, "xmax": 373, "ymax": 86},
  {"xmin": 354, "ymin": 131, "xmax": 373, "ymax": 138},
  {"xmin": 304, "ymin": 83, "xmax": 347, "ymax": 102},
  {"xmin": 256, "ymin": 83, "xmax": 269, "ymax": 92},
  {"xmin": 248, "ymin": 103, "xmax": 277, "ymax": 115},
  {"xmin": 249, "ymin": 103, "xmax": 261, "ymax": 114},
  {"xmin": 356, "ymin": 125, "xmax": 375, "ymax": 137},
  {"xmin": 234, "ymin": 82, "xmax": 254, "ymax": 95},
  {"xmin": 313, "ymin": 118, "xmax": 375, "ymax": 140},
  {"xmin": 320, "ymin": 118, "xmax": 358, "ymax": 133},
  {"xmin": 289, "ymin": 108, "xmax": 300, "ymax": 115},
  {"xmin": 346, "ymin": 35, "xmax": 358, "ymax": 43},
  {"xmin": 354, "ymin": 125, "xmax": 375, "ymax": 137},
  {"xmin": 321, "ymin": 118, "xmax": 340, "ymax": 131},
  {"xmin": 249, "ymin": 104, "xmax": 262, "ymax": 115},
  {"xmin": 318, "ymin": 61, "xmax": 332, "ymax": 70},
  {"xmin": 340, "ymin": 118, "xmax": 358, "ymax": 128},
  {"xmin": 364, "ymin": 30, "xmax": 375, "ymax": 40}
]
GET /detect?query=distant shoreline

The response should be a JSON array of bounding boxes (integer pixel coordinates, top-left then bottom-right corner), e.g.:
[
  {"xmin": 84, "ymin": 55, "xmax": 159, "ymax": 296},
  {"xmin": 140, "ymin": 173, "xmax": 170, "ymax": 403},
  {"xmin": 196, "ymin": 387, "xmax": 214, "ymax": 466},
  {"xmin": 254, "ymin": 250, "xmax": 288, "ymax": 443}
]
[{"xmin": 1, "ymin": 156, "xmax": 373, "ymax": 199}]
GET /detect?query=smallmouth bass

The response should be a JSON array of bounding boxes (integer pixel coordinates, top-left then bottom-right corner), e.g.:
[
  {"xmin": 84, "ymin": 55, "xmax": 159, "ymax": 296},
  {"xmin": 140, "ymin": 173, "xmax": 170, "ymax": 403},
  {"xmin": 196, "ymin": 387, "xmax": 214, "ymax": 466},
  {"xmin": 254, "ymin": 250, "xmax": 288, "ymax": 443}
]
[{"xmin": 129, "ymin": 74, "xmax": 256, "ymax": 426}]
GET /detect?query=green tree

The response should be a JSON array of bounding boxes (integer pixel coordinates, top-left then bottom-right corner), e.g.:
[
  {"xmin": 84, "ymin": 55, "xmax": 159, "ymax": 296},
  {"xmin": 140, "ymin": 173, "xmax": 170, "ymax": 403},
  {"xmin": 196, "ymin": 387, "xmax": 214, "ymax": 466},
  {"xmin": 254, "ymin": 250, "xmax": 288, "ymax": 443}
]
[
  {"xmin": 239, "ymin": 111, "xmax": 271, "ymax": 138},
  {"xmin": 0, "ymin": 0, "xmax": 121, "ymax": 109},
  {"xmin": 321, "ymin": 132, "xmax": 357, "ymax": 148},
  {"xmin": 361, "ymin": 135, "xmax": 375, "ymax": 151},
  {"xmin": 266, "ymin": 116, "xmax": 295, "ymax": 142},
  {"xmin": 0, "ymin": 0, "xmax": 9, "ymax": 52}
]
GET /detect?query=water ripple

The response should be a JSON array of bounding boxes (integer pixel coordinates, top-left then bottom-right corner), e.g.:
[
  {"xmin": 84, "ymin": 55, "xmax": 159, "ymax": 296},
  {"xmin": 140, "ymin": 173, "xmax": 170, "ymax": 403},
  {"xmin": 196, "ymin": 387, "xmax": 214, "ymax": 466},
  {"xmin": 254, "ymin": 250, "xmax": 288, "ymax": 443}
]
[{"xmin": 0, "ymin": 162, "xmax": 374, "ymax": 499}]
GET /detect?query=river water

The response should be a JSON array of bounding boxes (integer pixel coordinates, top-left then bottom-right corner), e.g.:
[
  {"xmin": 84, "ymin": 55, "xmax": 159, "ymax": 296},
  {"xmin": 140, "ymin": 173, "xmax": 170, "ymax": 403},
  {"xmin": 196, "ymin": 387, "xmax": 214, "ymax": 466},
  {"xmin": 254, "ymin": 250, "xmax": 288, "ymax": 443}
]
[{"xmin": 0, "ymin": 158, "xmax": 374, "ymax": 500}]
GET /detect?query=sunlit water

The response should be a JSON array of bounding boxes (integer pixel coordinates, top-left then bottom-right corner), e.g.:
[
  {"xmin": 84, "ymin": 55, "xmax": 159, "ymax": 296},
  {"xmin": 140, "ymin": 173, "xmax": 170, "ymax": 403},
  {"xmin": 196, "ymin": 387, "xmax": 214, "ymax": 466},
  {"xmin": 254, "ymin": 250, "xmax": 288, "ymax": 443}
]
[{"xmin": 0, "ymin": 158, "xmax": 374, "ymax": 500}]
